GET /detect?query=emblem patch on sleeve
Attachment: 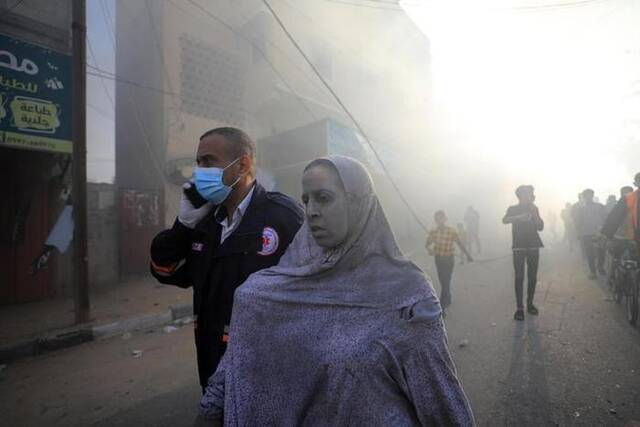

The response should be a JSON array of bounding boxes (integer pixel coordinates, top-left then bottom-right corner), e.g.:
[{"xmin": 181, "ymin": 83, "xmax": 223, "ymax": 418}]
[{"xmin": 258, "ymin": 227, "xmax": 279, "ymax": 256}]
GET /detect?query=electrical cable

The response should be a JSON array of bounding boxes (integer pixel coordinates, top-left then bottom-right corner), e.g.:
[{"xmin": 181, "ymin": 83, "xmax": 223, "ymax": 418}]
[
  {"xmin": 86, "ymin": 66, "xmax": 253, "ymax": 114},
  {"xmin": 321, "ymin": 0, "xmax": 404, "ymax": 11},
  {"xmin": 262, "ymin": 0, "xmax": 430, "ymax": 233},
  {"xmin": 87, "ymin": 103, "xmax": 115, "ymax": 121},
  {"xmin": 502, "ymin": 0, "xmax": 615, "ymax": 11}
]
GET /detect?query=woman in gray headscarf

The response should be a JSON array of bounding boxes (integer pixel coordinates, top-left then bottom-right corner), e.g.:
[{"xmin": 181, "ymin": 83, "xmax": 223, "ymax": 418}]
[{"xmin": 198, "ymin": 155, "xmax": 475, "ymax": 426}]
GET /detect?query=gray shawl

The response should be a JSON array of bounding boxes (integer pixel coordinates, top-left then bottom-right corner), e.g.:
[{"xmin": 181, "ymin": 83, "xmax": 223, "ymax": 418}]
[{"xmin": 200, "ymin": 155, "xmax": 475, "ymax": 426}]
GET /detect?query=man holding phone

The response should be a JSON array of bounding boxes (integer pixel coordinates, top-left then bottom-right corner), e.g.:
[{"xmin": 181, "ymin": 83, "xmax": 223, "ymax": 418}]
[
  {"xmin": 150, "ymin": 127, "xmax": 303, "ymax": 391},
  {"xmin": 503, "ymin": 185, "xmax": 545, "ymax": 321}
]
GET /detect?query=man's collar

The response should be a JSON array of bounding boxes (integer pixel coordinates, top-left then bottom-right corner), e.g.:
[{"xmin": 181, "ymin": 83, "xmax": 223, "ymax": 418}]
[
  {"xmin": 215, "ymin": 184, "xmax": 255, "ymax": 224},
  {"xmin": 236, "ymin": 184, "xmax": 255, "ymax": 217}
]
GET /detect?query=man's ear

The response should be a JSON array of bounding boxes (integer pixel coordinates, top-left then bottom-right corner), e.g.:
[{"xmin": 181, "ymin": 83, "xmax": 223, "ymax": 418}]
[{"xmin": 237, "ymin": 154, "xmax": 252, "ymax": 176}]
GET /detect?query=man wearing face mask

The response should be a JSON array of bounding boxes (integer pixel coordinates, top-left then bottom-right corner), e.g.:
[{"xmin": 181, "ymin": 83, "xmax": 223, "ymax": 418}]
[{"xmin": 149, "ymin": 127, "xmax": 303, "ymax": 391}]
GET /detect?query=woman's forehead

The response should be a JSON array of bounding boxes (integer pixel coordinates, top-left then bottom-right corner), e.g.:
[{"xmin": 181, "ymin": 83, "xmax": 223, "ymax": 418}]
[{"xmin": 302, "ymin": 164, "xmax": 343, "ymax": 190}]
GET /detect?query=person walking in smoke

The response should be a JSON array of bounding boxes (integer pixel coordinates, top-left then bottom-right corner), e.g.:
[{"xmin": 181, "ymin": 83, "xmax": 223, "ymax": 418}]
[
  {"xmin": 574, "ymin": 189, "xmax": 607, "ymax": 279},
  {"xmin": 197, "ymin": 156, "xmax": 475, "ymax": 425},
  {"xmin": 602, "ymin": 173, "xmax": 640, "ymax": 253},
  {"xmin": 426, "ymin": 211, "xmax": 473, "ymax": 314},
  {"xmin": 503, "ymin": 185, "xmax": 544, "ymax": 321},
  {"xmin": 464, "ymin": 206, "xmax": 482, "ymax": 254}
]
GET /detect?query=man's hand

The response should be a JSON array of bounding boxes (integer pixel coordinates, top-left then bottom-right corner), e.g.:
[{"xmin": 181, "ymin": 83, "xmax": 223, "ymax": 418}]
[
  {"xmin": 504, "ymin": 213, "xmax": 531, "ymax": 224},
  {"xmin": 178, "ymin": 183, "xmax": 214, "ymax": 229}
]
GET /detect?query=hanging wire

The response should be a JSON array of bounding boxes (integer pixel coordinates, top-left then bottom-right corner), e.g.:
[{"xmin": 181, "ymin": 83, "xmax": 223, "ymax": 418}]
[{"xmin": 263, "ymin": 0, "xmax": 430, "ymax": 233}]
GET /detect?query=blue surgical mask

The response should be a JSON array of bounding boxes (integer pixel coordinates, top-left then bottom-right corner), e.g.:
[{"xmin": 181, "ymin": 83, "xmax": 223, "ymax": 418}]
[{"xmin": 193, "ymin": 158, "xmax": 241, "ymax": 204}]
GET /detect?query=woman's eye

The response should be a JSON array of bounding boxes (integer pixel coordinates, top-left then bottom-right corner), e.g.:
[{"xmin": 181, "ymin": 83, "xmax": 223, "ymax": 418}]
[{"xmin": 318, "ymin": 193, "xmax": 331, "ymax": 203}]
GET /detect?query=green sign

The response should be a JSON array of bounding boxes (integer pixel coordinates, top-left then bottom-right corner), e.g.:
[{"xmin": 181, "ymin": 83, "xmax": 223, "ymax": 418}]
[{"xmin": 0, "ymin": 33, "xmax": 72, "ymax": 154}]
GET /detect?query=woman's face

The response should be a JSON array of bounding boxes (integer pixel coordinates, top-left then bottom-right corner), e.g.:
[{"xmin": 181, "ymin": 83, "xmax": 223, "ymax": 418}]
[{"xmin": 302, "ymin": 164, "xmax": 349, "ymax": 249}]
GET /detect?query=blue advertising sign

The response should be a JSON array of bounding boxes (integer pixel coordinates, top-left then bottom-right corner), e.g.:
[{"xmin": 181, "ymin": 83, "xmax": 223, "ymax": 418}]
[{"xmin": 0, "ymin": 33, "xmax": 72, "ymax": 154}]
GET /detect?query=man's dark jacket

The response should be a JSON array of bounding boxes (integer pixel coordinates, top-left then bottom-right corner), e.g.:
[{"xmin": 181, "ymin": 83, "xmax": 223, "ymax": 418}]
[
  {"xmin": 602, "ymin": 191, "xmax": 639, "ymax": 243},
  {"xmin": 150, "ymin": 183, "xmax": 303, "ymax": 387}
]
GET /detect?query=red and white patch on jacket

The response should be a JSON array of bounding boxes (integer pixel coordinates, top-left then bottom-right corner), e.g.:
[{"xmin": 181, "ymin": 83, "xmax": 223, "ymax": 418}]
[{"xmin": 258, "ymin": 227, "xmax": 279, "ymax": 256}]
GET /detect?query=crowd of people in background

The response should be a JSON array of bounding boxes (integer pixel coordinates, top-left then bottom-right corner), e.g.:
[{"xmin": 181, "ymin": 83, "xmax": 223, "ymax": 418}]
[
  {"xmin": 562, "ymin": 174, "xmax": 640, "ymax": 281},
  {"xmin": 425, "ymin": 173, "xmax": 640, "ymax": 324}
]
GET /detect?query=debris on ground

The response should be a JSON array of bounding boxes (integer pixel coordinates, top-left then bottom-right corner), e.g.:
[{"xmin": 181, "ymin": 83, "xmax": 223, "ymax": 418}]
[
  {"xmin": 458, "ymin": 339, "xmax": 469, "ymax": 348},
  {"xmin": 163, "ymin": 325, "xmax": 178, "ymax": 334},
  {"xmin": 122, "ymin": 332, "xmax": 132, "ymax": 340},
  {"xmin": 491, "ymin": 322, "xmax": 497, "ymax": 327},
  {"xmin": 173, "ymin": 316, "xmax": 194, "ymax": 326},
  {"xmin": 609, "ymin": 408, "xmax": 617, "ymax": 415},
  {"xmin": 574, "ymin": 411, "xmax": 580, "ymax": 418},
  {"xmin": 132, "ymin": 350, "xmax": 143, "ymax": 358}
]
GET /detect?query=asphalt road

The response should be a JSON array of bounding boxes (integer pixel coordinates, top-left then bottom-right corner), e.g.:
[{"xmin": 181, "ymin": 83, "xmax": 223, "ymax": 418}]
[{"xmin": 1, "ymin": 245, "xmax": 639, "ymax": 426}]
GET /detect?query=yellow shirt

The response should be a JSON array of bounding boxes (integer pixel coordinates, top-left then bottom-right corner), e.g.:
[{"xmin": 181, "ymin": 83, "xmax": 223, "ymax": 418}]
[{"xmin": 427, "ymin": 226, "xmax": 459, "ymax": 257}]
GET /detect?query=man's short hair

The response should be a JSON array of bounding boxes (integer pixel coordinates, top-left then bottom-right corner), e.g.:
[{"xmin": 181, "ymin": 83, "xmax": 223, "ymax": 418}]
[
  {"xmin": 621, "ymin": 186, "xmax": 633, "ymax": 195},
  {"xmin": 515, "ymin": 185, "xmax": 534, "ymax": 199},
  {"xmin": 634, "ymin": 172, "xmax": 640, "ymax": 186},
  {"xmin": 434, "ymin": 210, "xmax": 446, "ymax": 220},
  {"xmin": 582, "ymin": 188, "xmax": 594, "ymax": 198},
  {"xmin": 200, "ymin": 127, "xmax": 256, "ymax": 161}
]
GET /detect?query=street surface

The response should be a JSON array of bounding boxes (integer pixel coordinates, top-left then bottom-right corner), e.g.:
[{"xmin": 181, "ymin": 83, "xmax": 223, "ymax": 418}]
[{"xmin": 1, "ymin": 245, "xmax": 640, "ymax": 426}]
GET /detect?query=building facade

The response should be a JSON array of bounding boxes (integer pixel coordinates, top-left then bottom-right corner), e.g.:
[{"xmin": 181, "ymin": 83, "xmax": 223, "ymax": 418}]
[{"xmin": 115, "ymin": 1, "xmax": 433, "ymax": 269}]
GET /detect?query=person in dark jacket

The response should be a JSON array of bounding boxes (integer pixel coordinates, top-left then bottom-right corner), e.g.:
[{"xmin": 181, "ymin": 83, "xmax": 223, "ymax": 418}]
[
  {"xmin": 602, "ymin": 173, "xmax": 640, "ymax": 248},
  {"xmin": 574, "ymin": 189, "xmax": 607, "ymax": 279},
  {"xmin": 150, "ymin": 127, "xmax": 303, "ymax": 391},
  {"xmin": 503, "ymin": 185, "xmax": 544, "ymax": 321}
]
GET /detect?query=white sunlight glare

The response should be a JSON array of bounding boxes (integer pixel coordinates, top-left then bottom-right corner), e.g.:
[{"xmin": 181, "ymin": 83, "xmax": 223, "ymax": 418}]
[{"xmin": 403, "ymin": 0, "xmax": 637, "ymax": 206}]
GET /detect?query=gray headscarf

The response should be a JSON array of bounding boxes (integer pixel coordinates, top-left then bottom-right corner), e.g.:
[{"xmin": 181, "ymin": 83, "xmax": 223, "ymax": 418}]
[{"xmin": 200, "ymin": 155, "xmax": 475, "ymax": 426}]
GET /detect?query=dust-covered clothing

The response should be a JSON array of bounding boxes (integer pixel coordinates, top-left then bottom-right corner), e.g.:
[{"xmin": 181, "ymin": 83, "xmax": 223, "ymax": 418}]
[
  {"xmin": 427, "ymin": 226, "xmax": 460, "ymax": 257},
  {"xmin": 200, "ymin": 155, "xmax": 475, "ymax": 426},
  {"xmin": 574, "ymin": 201, "xmax": 606, "ymax": 238},
  {"xmin": 503, "ymin": 203, "xmax": 544, "ymax": 309},
  {"xmin": 503, "ymin": 204, "xmax": 544, "ymax": 249},
  {"xmin": 435, "ymin": 255, "xmax": 455, "ymax": 307}
]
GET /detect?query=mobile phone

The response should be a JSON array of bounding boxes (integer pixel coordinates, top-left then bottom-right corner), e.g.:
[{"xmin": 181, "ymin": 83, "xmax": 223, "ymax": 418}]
[{"xmin": 183, "ymin": 183, "xmax": 208, "ymax": 209}]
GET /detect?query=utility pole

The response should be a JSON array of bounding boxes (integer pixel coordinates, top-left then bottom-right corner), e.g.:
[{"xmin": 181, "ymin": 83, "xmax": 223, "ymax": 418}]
[{"xmin": 71, "ymin": 0, "xmax": 90, "ymax": 324}]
